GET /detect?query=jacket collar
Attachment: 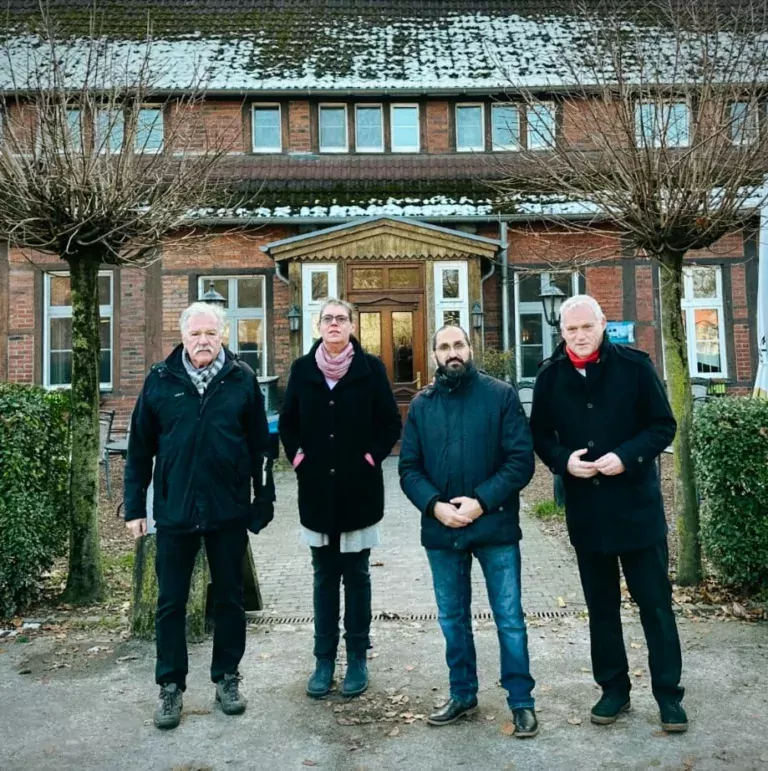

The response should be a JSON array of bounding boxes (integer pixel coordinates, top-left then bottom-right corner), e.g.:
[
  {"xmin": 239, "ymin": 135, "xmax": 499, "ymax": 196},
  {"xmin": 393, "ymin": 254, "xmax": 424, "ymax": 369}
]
[
  {"xmin": 550, "ymin": 335, "xmax": 612, "ymax": 366},
  {"xmin": 434, "ymin": 359, "xmax": 478, "ymax": 393},
  {"xmin": 164, "ymin": 343, "xmax": 238, "ymax": 383}
]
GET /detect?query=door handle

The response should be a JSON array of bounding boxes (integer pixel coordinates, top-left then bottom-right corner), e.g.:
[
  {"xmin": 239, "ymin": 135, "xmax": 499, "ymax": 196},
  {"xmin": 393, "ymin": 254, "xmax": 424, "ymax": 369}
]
[{"xmin": 416, "ymin": 371, "xmax": 422, "ymax": 389}]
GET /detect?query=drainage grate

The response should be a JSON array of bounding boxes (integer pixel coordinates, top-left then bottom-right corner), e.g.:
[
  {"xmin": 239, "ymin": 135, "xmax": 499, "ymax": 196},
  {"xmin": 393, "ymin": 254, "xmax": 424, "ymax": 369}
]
[{"xmin": 247, "ymin": 609, "xmax": 581, "ymax": 626}]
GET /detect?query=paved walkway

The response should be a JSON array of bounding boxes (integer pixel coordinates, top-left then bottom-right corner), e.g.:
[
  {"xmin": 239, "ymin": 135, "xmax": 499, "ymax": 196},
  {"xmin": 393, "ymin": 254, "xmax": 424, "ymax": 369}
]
[{"xmin": 250, "ymin": 458, "xmax": 585, "ymax": 619}]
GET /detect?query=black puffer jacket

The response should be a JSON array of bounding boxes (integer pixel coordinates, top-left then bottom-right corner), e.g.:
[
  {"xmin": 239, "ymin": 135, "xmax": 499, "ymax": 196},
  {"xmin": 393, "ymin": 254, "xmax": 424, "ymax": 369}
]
[
  {"xmin": 529, "ymin": 338, "xmax": 676, "ymax": 554},
  {"xmin": 124, "ymin": 345, "xmax": 274, "ymax": 532},
  {"xmin": 399, "ymin": 366, "xmax": 535, "ymax": 550}
]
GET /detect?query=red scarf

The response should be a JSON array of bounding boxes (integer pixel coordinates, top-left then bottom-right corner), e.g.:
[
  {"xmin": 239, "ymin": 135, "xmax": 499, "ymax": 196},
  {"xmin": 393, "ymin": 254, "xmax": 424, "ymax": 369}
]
[
  {"xmin": 566, "ymin": 346, "xmax": 600, "ymax": 368},
  {"xmin": 315, "ymin": 341, "xmax": 355, "ymax": 381}
]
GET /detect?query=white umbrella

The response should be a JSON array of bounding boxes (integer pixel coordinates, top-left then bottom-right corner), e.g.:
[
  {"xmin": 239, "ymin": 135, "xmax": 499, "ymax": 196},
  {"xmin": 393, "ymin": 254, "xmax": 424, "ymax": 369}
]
[{"xmin": 754, "ymin": 204, "xmax": 768, "ymax": 399}]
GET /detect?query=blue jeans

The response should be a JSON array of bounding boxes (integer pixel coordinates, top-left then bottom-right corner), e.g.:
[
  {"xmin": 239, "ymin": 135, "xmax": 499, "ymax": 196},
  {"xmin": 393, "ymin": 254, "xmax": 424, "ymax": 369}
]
[{"xmin": 427, "ymin": 544, "xmax": 535, "ymax": 710}]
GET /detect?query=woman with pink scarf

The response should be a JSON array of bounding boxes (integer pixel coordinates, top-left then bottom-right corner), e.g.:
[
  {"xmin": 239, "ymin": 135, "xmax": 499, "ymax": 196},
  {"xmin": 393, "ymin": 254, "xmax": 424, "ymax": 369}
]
[{"xmin": 279, "ymin": 299, "xmax": 401, "ymax": 699}]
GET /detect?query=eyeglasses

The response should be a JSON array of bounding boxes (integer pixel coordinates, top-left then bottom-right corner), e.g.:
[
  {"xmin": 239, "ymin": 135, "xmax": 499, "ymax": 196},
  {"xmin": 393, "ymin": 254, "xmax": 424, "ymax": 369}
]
[{"xmin": 320, "ymin": 314, "xmax": 350, "ymax": 325}]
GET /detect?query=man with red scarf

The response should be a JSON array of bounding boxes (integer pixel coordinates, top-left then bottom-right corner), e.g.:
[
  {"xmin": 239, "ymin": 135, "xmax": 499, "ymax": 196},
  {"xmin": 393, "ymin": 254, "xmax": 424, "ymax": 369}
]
[{"xmin": 529, "ymin": 294, "xmax": 687, "ymax": 733}]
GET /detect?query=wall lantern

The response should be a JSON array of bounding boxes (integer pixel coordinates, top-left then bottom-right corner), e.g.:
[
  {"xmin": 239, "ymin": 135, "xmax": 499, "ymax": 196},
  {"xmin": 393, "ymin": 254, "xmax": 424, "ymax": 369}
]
[
  {"xmin": 199, "ymin": 280, "xmax": 227, "ymax": 308},
  {"xmin": 287, "ymin": 304, "xmax": 301, "ymax": 333},
  {"xmin": 539, "ymin": 284, "xmax": 566, "ymax": 328},
  {"xmin": 470, "ymin": 302, "xmax": 484, "ymax": 331}
]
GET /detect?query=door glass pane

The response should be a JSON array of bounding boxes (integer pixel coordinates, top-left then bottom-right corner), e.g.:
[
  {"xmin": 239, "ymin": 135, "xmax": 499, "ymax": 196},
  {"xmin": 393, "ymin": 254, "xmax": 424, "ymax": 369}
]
[
  {"xmin": 389, "ymin": 267, "xmax": 420, "ymax": 289},
  {"xmin": 691, "ymin": 268, "xmax": 717, "ymax": 299},
  {"xmin": 359, "ymin": 312, "xmax": 382, "ymax": 357},
  {"xmin": 50, "ymin": 275, "xmax": 71, "ymax": 306},
  {"xmin": 694, "ymin": 309, "xmax": 722, "ymax": 373},
  {"xmin": 443, "ymin": 310, "xmax": 461, "ymax": 326},
  {"xmin": 50, "ymin": 317, "xmax": 73, "ymax": 349},
  {"xmin": 311, "ymin": 272, "xmax": 329, "ymax": 301},
  {"xmin": 392, "ymin": 312, "xmax": 414, "ymax": 382},
  {"xmin": 442, "ymin": 268, "xmax": 460, "ymax": 299},
  {"xmin": 352, "ymin": 268, "xmax": 383, "ymax": 290},
  {"xmin": 238, "ymin": 319, "xmax": 263, "ymax": 375},
  {"xmin": 518, "ymin": 274, "xmax": 541, "ymax": 303},
  {"xmin": 237, "ymin": 277, "xmax": 263, "ymax": 308}
]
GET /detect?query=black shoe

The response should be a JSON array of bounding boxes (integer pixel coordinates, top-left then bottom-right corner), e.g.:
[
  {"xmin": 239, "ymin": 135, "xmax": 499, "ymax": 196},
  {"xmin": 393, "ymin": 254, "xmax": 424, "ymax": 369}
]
[
  {"xmin": 427, "ymin": 697, "xmax": 478, "ymax": 726},
  {"xmin": 154, "ymin": 683, "xmax": 183, "ymax": 730},
  {"xmin": 590, "ymin": 692, "xmax": 631, "ymax": 725},
  {"xmin": 341, "ymin": 656, "xmax": 368, "ymax": 697},
  {"xmin": 306, "ymin": 658, "xmax": 335, "ymax": 698},
  {"xmin": 659, "ymin": 700, "xmax": 688, "ymax": 733},
  {"xmin": 512, "ymin": 707, "xmax": 539, "ymax": 738},
  {"xmin": 215, "ymin": 673, "xmax": 248, "ymax": 715}
]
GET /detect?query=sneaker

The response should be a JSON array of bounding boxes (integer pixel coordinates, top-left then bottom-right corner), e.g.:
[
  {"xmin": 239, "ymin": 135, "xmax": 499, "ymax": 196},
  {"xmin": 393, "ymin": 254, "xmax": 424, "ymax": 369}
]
[
  {"xmin": 659, "ymin": 700, "xmax": 688, "ymax": 732},
  {"xmin": 341, "ymin": 656, "xmax": 368, "ymax": 698},
  {"xmin": 306, "ymin": 658, "xmax": 335, "ymax": 698},
  {"xmin": 427, "ymin": 697, "xmax": 478, "ymax": 726},
  {"xmin": 154, "ymin": 683, "xmax": 183, "ymax": 730},
  {"xmin": 215, "ymin": 673, "xmax": 248, "ymax": 716},
  {"xmin": 512, "ymin": 707, "xmax": 539, "ymax": 738},
  {"xmin": 590, "ymin": 692, "xmax": 631, "ymax": 725}
]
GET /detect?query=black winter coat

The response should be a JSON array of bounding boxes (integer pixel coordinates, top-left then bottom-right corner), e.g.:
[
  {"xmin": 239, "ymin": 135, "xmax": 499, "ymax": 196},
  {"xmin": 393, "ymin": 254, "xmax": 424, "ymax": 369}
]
[
  {"xmin": 398, "ymin": 367, "xmax": 535, "ymax": 550},
  {"xmin": 529, "ymin": 339, "xmax": 676, "ymax": 555},
  {"xmin": 278, "ymin": 336, "xmax": 402, "ymax": 534},
  {"xmin": 124, "ymin": 345, "xmax": 275, "ymax": 532}
]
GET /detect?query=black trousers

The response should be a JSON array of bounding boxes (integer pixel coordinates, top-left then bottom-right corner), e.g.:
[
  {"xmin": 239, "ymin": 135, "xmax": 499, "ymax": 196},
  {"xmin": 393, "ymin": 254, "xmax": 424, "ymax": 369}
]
[
  {"xmin": 576, "ymin": 540, "xmax": 684, "ymax": 704},
  {"xmin": 155, "ymin": 524, "xmax": 248, "ymax": 690},
  {"xmin": 310, "ymin": 537, "xmax": 371, "ymax": 660}
]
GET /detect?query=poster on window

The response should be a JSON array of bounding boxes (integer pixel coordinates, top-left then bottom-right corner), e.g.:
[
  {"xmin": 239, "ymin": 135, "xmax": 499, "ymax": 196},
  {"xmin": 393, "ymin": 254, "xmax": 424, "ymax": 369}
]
[{"xmin": 606, "ymin": 321, "xmax": 635, "ymax": 344}]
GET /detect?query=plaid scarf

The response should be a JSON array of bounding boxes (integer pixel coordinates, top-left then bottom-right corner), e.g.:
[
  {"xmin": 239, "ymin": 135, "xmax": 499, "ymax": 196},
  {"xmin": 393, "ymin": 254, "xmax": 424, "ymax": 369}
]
[{"xmin": 183, "ymin": 348, "xmax": 225, "ymax": 396}]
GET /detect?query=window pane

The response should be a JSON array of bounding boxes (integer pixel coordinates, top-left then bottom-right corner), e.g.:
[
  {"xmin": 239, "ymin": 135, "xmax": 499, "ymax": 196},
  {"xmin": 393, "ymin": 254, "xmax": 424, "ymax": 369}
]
[
  {"xmin": 253, "ymin": 106, "xmax": 281, "ymax": 150},
  {"xmin": 238, "ymin": 319, "xmax": 263, "ymax": 375},
  {"xmin": 518, "ymin": 274, "xmax": 541, "ymax": 303},
  {"xmin": 457, "ymin": 106, "xmax": 483, "ymax": 150},
  {"xmin": 352, "ymin": 268, "xmax": 383, "ymax": 290},
  {"xmin": 201, "ymin": 278, "xmax": 230, "ymax": 308},
  {"xmin": 49, "ymin": 352, "xmax": 72, "ymax": 386},
  {"xmin": 389, "ymin": 267, "xmax": 420, "ymax": 288},
  {"xmin": 442, "ymin": 268, "xmax": 460, "ymax": 299},
  {"xmin": 355, "ymin": 106, "xmax": 383, "ymax": 150},
  {"xmin": 636, "ymin": 101, "xmax": 688, "ymax": 147},
  {"xmin": 319, "ymin": 107, "xmax": 346, "ymax": 150},
  {"xmin": 443, "ymin": 310, "xmax": 461, "ymax": 326},
  {"xmin": 520, "ymin": 313, "xmax": 543, "ymax": 345},
  {"xmin": 521, "ymin": 345, "xmax": 544, "ymax": 378},
  {"xmin": 527, "ymin": 104, "xmax": 555, "ymax": 149},
  {"xmin": 66, "ymin": 109, "xmax": 83, "ymax": 152},
  {"xmin": 392, "ymin": 312, "xmax": 414, "ymax": 382},
  {"xmin": 50, "ymin": 275, "xmax": 71, "ymax": 306},
  {"xmin": 50, "ymin": 317, "xmax": 72, "ymax": 349},
  {"xmin": 359, "ymin": 312, "xmax": 382, "ymax": 357},
  {"xmin": 668, "ymin": 102, "xmax": 689, "ymax": 146},
  {"xmin": 99, "ymin": 318, "xmax": 111, "ymax": 348},
  {"xmin": 550, "ymin": 273, "xmax": 574, "ymax": 298},
  {"xmin": 694, "ymin": 309, "xmax": 722, "ymax": 373},
  {"xmin": 311, "ymin": 272, "xmax": 329, "ymax": 301},
  {"xmin": 691, "ymin": 268, "xmax": 717, "ymax": 299},
  {"xmin": 98, "ymin": 275, "xmax": 111, "ymax": 305},
  {"xmin": 492, "ymin": 105, "xmax": 519, "ymax": 150},
  {"xmin": 237, "ymin": 277, "xmax": 263, "ymax": 309},
  {"xmin": 136, "ymin": 108, "xmax": 163, "ymax": 151},
  {"xmin": 97, "ymin": 110, "xmax": 124, "ymax": 152},
  {"xmin": 731, "ymin": 102, "xmax": 759, "ymax": 144},
  {"xmin": 391, "ymin": 106, "xmax": 419, "ymax": 150}
]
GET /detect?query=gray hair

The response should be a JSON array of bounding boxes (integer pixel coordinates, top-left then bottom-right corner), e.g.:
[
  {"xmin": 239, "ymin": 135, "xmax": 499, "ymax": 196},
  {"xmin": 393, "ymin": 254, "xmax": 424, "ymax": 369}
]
[
  {"xmin": 318, "ymin": 298, "xmax": 355, "ymax": 324},
  {"xmin": 559, "ymin": 295, "xmax": 605, "ymax": 329},
  {"xmin": 179, "ymin": 302, "xmax": 227, "ymax": 336},
  {"xmin": 432, "ymin": 324, "xmax": 471, "ymax": 351}
]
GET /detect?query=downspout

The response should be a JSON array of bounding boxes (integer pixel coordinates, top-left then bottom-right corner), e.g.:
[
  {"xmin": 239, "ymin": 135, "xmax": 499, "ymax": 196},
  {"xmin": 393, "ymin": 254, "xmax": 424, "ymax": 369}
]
[
  {"xmin": 480, "ymin": 256, "xmax": 495, "ymax": 354},
  {"xmin": 275, "ymin": 258, "xmax": 289, "ymax": 284},
  {"xmin": 500, "ymin": 221, "xmax": 510, "ymax": 354}
]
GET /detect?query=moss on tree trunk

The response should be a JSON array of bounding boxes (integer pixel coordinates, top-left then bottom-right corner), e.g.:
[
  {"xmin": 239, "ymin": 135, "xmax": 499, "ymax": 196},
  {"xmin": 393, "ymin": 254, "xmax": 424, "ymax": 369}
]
[
  {"xmin": 658, "ymin": 253, "xmax": 701, "ymax": 586},
  {"xmin": 62, "ymin": 254, "xmax": 105, "ymax": 604}
]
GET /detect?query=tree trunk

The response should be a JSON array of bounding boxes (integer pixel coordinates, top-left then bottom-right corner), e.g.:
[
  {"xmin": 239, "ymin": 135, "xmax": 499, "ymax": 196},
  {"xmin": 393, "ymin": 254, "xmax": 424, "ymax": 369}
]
[
  {"xmin": 62, "ymin": 253, "xmax": 105, "ymax": 603},
  {"xmin": 658, "ymin": 253, "xmax": 701, "ymax": 586}
]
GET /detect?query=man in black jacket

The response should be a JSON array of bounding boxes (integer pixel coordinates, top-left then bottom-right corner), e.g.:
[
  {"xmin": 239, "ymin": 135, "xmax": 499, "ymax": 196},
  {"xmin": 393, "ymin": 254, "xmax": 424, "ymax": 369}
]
[
  {"xmin": 399, "ymin": 325, "xmax": 538, "ymax": 738},
  {"xmin": 124, "ymin": 302, "xmax": 275, "ymax": 730},
  {"xmin": 529, "ymin": 294, "xmax": 687, "ymax": 733}
]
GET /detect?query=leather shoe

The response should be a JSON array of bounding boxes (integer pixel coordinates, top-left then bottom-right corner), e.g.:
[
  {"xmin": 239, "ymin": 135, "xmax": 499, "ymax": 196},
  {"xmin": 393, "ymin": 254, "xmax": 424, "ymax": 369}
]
[
  {"xmin": 341, "ymin": 656, "xmax": 368, "ymax": 697},
  {"xmin": 659, "ymin": 700, "xmax": 688, "ymax": 732},
  {"xmin": 306, "ymin": 658, "xmax": 335, "ymax": 698},
  {"xmin": 512, "ymin": 707, "xmax": 539, "ymax": 738},
  {"xmin": 427, "ymin": 697, "xmax": 478, "ymax": 726},
  {"xmin": 590, "ymin": 692, "xmax": 631, "ymax": 725}
]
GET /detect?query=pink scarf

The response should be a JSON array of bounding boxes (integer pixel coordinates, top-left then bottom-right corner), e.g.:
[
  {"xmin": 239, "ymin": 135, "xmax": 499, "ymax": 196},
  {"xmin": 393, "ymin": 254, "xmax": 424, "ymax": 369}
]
[{"xmin": 315, "ymin": 341, "xmax": 355, "ymax": 381}]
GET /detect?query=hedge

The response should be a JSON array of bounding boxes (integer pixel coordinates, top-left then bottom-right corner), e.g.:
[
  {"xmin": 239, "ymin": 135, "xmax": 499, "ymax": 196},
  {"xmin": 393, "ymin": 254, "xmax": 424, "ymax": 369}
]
[
  {"xmin": 692, "ymin": 396, "xmax": 768, "ymax": 590},
  {"xmin": 0, "ymin": 384, "xmax": 70, "ymax": 619}
]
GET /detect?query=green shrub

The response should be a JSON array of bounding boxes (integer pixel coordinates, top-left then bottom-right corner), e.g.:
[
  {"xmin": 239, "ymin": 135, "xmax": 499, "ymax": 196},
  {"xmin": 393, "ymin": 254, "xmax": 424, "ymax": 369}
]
[
  {"xmin": 479, "ymin": 347, "xmax": 516, "ymax": 382},
  {"xmin": 692, "ymin": 396, "xmax": 768, "ymax": 590},
  {"xmin": 532, "ymin": 500, "xmax": 565, "ymax": 520},
  {"xmin": 0, "ymin": 384, "xmax": 70, "ymax": 619}
]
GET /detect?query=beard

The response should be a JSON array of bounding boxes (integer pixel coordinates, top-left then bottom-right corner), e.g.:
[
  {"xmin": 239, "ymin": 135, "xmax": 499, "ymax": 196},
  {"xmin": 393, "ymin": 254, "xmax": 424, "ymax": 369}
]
[{"xmin": 438, "ymin": 357, "xmax": 472, "ymax": 380}]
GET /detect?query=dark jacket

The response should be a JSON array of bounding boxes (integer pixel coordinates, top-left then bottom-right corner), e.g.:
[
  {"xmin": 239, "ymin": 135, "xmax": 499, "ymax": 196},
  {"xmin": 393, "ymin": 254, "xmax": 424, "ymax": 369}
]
[
  {"xmin": 124, "ymin": 344, "xmax": 275, "ymax": 532},
  {"xmin": 529, "ymin": 338, "xmax": 676, "ymax": 555},
  {"xmin": 398, "ymin": 366, "xmax": 535, "ymax": 550},
  {"xmin": 278, "ymin": 336, "xmax": 402, "ymax": 534}
]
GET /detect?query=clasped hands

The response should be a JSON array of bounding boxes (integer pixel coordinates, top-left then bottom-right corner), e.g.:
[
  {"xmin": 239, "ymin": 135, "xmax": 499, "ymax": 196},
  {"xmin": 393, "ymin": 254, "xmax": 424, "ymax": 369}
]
[
  {"xmin": 567, "ymin": 448, "xmax": 625, "ymax": 478},
  {"xmin": 433, "ymin": 496, "xmax": 483, "ymax": 529}
]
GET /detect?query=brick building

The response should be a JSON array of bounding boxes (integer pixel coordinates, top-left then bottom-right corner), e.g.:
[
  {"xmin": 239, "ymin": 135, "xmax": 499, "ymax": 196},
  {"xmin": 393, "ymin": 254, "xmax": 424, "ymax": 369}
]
[{"xmin": 0, "ymin": 1, "xmax": 761, "ymax": 427}]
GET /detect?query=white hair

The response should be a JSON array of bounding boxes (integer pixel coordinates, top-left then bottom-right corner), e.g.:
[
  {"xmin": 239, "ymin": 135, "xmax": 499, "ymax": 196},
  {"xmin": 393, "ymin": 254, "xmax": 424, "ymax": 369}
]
[
  {"xmin": 559, "ymin": 294, "xmax": 605, "ymax": 329},
  {"xmin": 179, "ymin": 302, "xmax": 227, "ymax": 336}
]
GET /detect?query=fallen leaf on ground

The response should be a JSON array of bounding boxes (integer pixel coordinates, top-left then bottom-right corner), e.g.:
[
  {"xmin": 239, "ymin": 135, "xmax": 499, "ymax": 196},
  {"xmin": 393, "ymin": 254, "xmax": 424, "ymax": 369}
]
[
  {"xmin": 539, "ymin": 684, "xmax": 552, "ymax": 693},
  {"xmin": 185, "ymin": 707, "xmax": 212, "ymax": 716},
  {"xmin": 405, "ymin": 665, "xmax": 415, "ymax": 672},
  {"xmin": 567, "ymin": 717, "xmax": 582, "ymax": 725},
  {"xmin": 116, "ymin": 655, "xmax": 138, "ymax": 663},
  {"xmin": 633, "ymin": 669, "xmax": 644, "ymax": 677},
  {"xmin": 301, "ymin": 761, "xmax": 317, "ymax": 767},
  {"xmin": 367, "ymin": 652, "xmax": 379, "ymax": 659},
  {"xmin": 580, "ymin": 667, "xmax": 591, "ymax": 673},
  {"xmin": 371, "ymin": 561, "xmax": 385, "ymax": 567},
  {"xmin": 557, "ymin": 596, "xmax": 567, "ymax": 608},
  {"xmin": 485, "ymin": 714, "xmax": 496, "ymax": 721},
  {"xmin": 630, "ymin": 642, "xmax": 642, "ymax": 649},
  {"xmin": 387, "ymin": 727, "xmax": 400, "ymax": 737},
  {"xmin": 500, "ymin": 721, "xmax": 515, "ymax": 736}
]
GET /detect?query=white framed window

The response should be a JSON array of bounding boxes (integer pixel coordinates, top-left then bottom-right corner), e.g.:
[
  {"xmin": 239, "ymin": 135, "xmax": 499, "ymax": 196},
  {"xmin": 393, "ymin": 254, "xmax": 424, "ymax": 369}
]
[
  {"xmin": 252, "ymin": 104, "xmax": 282, "ymax": 153},
  {"xmin": 135, "ymin": 107, "xmax": 164, "ymax": 153},
  {"xmin": 65, "ymin": 109, "xmax": 84, "ymax": 152},
  {"xmin": 96, "ymin": 109, "xmax": 125, "ymax": 153},
  {"xmin": 730, "ymin": 101, "xmax": 759, "ymax": 145},
  {"xmin": 355, "ymin": 105, "xmax": 384, "ymax": 152},
  {"xmin": 198, "ymin": 276, "xmax": 268, "ymax": 376},
  {"xmin": 301, "ymin": 263, "xmax": 338, "ymax": 354},
  {"xmin": 456, "ymin": 103, "xmax": 485, "ymax": 151},
  {"xmin": 434, "ymin": 261, "xmax": 469, "ymax": 331},
  {"xmin": 515, "ymin": 271, "xmax": 578, "ymax": 380},
  {"xmin": 43, "ymin": 272, "xmax": 113, "ymax": 390},
  {"xmin": 390, "ymin": 104, "xmax": 420, "ymax": 152},
  {"xmin": 492, "ymin": 104, "xmax": 520, "ymax": 151},
  {"xmin": 681, "ymin": 267, "xmax": 727, "ymax": 378},
  {"xmin": 527, "ymin": 103, "xmax": 556, "ymax": 150},
  {"xmin": 319, "ymin": 104, "xmax": 348, "ymax": 152},
  {"xmin": 635, "ymin": 100, "xmax": 689, "ymax": 148}
]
